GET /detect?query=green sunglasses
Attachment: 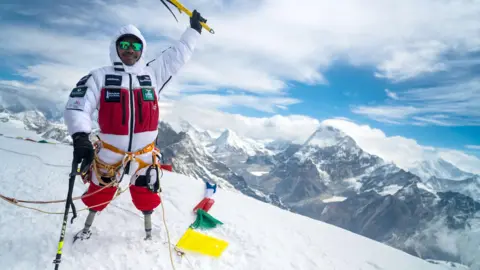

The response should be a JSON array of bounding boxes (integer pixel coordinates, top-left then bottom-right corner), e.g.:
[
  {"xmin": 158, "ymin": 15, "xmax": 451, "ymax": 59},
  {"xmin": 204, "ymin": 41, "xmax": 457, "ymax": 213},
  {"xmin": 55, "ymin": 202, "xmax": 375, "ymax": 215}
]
[{"xmin": 119, "ymin": 41, "xmax": 143, "ymax": 51}]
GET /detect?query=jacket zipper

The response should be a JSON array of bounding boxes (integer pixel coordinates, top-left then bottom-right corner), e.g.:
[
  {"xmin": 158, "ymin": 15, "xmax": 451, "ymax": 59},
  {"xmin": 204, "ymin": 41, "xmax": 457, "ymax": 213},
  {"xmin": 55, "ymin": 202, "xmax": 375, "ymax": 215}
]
[
  {"xmin": 121, "ymin": 92, "xmax": 126, "ymax": 125},
  {"xmin": 137, "ymin": 91, "xmax": 143, "ymax": 123},
  {"xmin": 128, "ymin": 74, "xmax": 134, "ymax": 152}
]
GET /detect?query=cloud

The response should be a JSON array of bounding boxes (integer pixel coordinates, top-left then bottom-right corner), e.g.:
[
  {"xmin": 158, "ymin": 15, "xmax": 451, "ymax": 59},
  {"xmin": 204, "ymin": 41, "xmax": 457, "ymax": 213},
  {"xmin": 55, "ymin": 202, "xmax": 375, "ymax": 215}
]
[
  {"xmin": 2, "ymin": 0, "xmax": 479, "ymax": 103},
  {"xmin": 159, "ymin": 99, "xmax": 320, "ymax": 142},
  {"xmin": 351, "ymin": 105, "xmax": 420, "ymax": 124},
  {"xmin": 178, "ymin": 94, "xmax": 301, "ymax": 113},
  {"xmin": 385, "ymin": 89, "xmax": 399, "ymax": 100},
  {"xmin": 322, "ymin": 118, "xmax": 480, "ymax": 174},
  {"xmin": 352, "ymin": 78, "xmax": 480, "ymax": 126},
  {"xmin": 466, "ymin": 145, "xmax": 480, "ymax": 150},
  {"xmin": 374, "ymin": 41, "xmax": 449, "ymax": 81}
]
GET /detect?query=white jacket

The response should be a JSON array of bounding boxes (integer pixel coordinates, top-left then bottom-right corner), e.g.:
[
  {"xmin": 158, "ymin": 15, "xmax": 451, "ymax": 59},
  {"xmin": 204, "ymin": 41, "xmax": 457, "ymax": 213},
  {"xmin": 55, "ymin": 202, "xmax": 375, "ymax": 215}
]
[{"xmin": 64, "ymin": 24, "xmax": 199, "ymax": 180}]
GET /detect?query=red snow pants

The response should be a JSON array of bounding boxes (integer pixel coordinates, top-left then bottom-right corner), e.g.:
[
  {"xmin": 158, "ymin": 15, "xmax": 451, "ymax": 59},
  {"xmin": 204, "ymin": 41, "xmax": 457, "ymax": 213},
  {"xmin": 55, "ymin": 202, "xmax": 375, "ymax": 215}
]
[{"xmin": 81, "ymin": 182, "xmax": 161, "ymax": 212}]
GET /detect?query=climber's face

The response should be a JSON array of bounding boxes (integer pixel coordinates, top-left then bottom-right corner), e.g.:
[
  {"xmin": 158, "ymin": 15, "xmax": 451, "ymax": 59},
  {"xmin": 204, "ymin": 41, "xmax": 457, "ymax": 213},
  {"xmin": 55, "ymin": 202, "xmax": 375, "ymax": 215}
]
[{"xmin": 116, "ymin": 35, "xmax": 143, "ymax": 66}]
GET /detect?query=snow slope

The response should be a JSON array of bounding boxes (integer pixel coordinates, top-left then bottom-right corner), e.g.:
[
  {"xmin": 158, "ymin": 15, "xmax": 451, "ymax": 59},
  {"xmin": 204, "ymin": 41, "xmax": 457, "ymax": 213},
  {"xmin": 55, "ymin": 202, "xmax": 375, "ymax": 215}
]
[{"xmin": 0, "ymin": 132, "xmax": 460, "ymax": 270}]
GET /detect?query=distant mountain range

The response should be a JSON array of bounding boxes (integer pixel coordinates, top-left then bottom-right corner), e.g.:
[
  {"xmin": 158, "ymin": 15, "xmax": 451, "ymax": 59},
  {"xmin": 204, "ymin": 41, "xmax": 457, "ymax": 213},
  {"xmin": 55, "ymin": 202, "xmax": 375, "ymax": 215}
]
[{"xmin": 1, "ymin": 107, "xmax": 480, "ymax": 268}]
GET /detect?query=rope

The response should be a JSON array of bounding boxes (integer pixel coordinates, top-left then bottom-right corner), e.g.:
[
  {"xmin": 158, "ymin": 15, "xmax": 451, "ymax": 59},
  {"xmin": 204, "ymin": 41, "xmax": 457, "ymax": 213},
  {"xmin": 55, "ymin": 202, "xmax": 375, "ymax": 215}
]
[
  {"xmin": 0, "ymin": 179, "xmax": 118, "ymax": 205},
  {"xmin": 161, "ymin": 200, "xmax": 176, "ymax": 270},
  {"xmin": 0, "ymin": 183, "xmax": 130, "ymax": 215}
]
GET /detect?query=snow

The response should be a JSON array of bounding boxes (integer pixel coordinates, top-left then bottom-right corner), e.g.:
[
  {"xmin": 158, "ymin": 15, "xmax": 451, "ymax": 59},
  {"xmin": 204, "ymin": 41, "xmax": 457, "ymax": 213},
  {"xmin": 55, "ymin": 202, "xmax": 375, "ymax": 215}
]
[
  {"xmin": 322, "ymin": 196, "xmax": 347, "ymax": 203},
  {"xmin": 250, "ymin": 171, "xmax": 270, "ymax": 176},
  {"xmin": 344, "ymin": 177, "xmax": 363, "ymax": 191},
  {"xmin": 212, "ymin": 128, "xmax": 271, "ymax": 156},
  {"xmin": 379, "ymin": 184, "xmax": 404, "ymax": 196},
  {"xmin": 0, "ymin": 127, "xmax": 460, "ymax": 270},
  {"xmin": 417, "ymin": 182, "xmax": 438, "ymax": 195},
  {"xmin": 305, "ymin": 125, "xmax": 348, "ymax": 148},
  {"xmin": 408, "ymin": 158, "xmax": 474, "ymax": 181}
]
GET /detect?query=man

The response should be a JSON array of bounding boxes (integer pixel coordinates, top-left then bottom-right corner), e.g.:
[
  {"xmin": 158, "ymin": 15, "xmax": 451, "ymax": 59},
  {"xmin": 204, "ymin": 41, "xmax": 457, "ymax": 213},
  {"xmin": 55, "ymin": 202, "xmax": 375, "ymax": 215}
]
[{"xmin": 64, "ymin": 10, "xmax": 206, "ymax": 241}]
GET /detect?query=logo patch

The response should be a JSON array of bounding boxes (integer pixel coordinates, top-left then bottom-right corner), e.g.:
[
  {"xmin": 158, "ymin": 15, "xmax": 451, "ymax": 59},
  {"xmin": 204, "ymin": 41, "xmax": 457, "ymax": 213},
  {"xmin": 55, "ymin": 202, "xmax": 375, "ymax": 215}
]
[
  {"xmin": 70, "ymin": 86, "xmax": 87, "ymax": 98},
  {"xmin": 105, "ymin": 74, "xmax": 123, "ymax": 86},
  {"xmin": 66, "ymin": 98, "xmax": 86, "ymax": 111},
  {"xmin": 76, "ymin": 74, "xmax": 91, "ymax": 86},
  {"xmin": 105, "ymin": 89, "xmax": 121, "ymax": 102},
  {"xmin": 137, "ymin": 75, "xmax": 152, "ymax": 86},
  {"xmin": 142, "ymin": 88, "xmax": 155, "ymax": 101}
]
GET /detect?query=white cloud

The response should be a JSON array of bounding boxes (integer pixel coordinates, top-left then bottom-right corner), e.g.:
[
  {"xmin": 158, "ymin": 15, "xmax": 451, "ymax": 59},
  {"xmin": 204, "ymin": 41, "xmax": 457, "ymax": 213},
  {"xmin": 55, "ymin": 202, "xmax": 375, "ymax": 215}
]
[
  {"xmin": 438, "ymin": 150, "xmax": 480, "ymax": 175},
  {"xmin": 2, "ymin": 0, "xmax": 479, "ymax": 105},
  {"xmin": 374, "ymin": 41, "xmax": 448, "ymax": 81},
  {"xmin": 159, "ymin": 99, "xmax": 320, "ymax": 142},
  {"xmin": 385, "ymin": 89, "xmax": 399, "ymax": 100},
  {"xmin": 352, "ymin": 78, "xmax": 480, "ymax": 126},
  {"xmin": 178, "ymin": 94, "xmax": 301, "ymax": 113},
  {"xmin": 466, "ymin": 145, "xmax": 480, "ymax": 150},
  {"xmin": 351, "ymin": 105, "xmax": 420, "ymax": 122}
]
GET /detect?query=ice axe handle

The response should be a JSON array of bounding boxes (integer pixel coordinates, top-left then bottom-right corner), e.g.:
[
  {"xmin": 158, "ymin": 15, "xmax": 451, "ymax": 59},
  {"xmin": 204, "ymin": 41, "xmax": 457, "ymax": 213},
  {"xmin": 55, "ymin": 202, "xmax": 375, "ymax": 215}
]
[
  {"xmin": 187, "ymin": 10, "xmax": 214, "ymax": 34},
  {"xmin": 169, "ymin": 0, "xmax": 214, "ymax": 34}
]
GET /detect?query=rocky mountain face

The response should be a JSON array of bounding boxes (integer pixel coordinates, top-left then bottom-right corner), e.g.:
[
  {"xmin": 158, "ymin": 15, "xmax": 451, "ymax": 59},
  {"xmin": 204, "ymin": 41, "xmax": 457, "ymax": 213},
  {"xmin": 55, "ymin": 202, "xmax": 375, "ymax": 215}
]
[
  {"xmin": 316, "ymin": 182, "xmax": 480, "ymax": 265},
  {"xmin": 244, "ymin": 125, "xmax": 480, "ymax": 267},
  {"xmin": 425, "ymin": 176, "xmax": 480, "ymax": 201},
  {"xmin": 155, "ymin": 122, "xmax": 287, "ymax": 210}
]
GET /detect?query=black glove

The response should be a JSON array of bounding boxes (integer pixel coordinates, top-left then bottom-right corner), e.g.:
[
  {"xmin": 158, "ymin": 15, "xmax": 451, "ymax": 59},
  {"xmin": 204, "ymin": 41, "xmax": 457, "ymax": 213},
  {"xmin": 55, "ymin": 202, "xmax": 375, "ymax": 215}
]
[
  {"xmin": 190, "ymin": 9, "xmax": 206, "ymax": 34},
  {"xmin": 72, "ymin": 132, "xmax": 94, "ymax": 173}
]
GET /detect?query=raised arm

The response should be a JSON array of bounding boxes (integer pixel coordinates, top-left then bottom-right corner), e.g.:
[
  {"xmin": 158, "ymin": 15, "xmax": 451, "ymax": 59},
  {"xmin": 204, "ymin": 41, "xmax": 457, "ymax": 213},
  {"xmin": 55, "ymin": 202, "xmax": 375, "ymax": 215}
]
[{"xmin": 147, "ymin": 10, "xmax": 204, "ymax": 92}]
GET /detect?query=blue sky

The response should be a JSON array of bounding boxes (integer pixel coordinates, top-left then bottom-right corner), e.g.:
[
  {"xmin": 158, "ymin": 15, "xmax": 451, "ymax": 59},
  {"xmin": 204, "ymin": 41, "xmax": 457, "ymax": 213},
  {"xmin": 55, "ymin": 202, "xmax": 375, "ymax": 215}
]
[{"xmin": 1, "ymin": 0, "xmax": 480, "ymax": 171}]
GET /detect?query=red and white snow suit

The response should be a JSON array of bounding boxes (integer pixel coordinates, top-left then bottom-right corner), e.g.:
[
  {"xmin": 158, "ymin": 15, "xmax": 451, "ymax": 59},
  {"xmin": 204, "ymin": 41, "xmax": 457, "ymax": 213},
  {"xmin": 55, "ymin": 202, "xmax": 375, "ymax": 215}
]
[{"xmin": 64, "ymin": 24, "xmax": 200, "ymax": 212}]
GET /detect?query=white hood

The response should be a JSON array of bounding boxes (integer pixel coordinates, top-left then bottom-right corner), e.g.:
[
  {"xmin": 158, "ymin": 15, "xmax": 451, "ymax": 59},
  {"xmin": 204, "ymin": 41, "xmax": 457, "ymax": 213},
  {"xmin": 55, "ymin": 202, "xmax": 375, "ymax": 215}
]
[{"xmin": 109, "ymin": 24, "xmax": 147, "ymax": 74}]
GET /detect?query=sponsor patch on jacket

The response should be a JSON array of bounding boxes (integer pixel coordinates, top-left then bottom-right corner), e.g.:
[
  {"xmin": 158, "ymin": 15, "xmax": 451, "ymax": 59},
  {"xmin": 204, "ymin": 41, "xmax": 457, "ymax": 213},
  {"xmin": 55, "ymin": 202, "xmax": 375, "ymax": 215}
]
[
  {"xmin": 105, "ymin": 89, "xmax": 121, "ymax": 102},
  {"xmin": 76, "ymin": 74, "xmax": 91, "ymax": 86},
  {"xmin": 105, "ymin": 74, "xmax": 123, "ymax": 86},
  {"xmin": 142, "ymin": 88, "xmax": 155, "ymax": 101},
  {"xmin": 137, "ymin": 75, "xmax": 152, "ymax": 86},
  {"xmin": 66, "ymin": 98, "xmax": 86, "ymax": 111},
  {"xmin": 69, "ymin": 86, "xmax": 87, "ymax": 98}
]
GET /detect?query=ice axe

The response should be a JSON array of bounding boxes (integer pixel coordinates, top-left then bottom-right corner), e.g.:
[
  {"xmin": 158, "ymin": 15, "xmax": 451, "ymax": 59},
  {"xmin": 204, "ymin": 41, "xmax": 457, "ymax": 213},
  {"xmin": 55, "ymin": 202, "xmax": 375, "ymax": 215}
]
[{"xmin": 160, "ymin": 0, "xmax": 215, "ymax": 34}]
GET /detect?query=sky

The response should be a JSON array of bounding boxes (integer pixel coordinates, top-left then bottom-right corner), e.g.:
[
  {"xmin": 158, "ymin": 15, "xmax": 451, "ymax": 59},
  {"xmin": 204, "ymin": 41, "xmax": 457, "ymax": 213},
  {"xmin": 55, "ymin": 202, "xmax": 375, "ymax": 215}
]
[{"xmin": 1, "ymin": 0, "xmax": 480, "ymax": 173}]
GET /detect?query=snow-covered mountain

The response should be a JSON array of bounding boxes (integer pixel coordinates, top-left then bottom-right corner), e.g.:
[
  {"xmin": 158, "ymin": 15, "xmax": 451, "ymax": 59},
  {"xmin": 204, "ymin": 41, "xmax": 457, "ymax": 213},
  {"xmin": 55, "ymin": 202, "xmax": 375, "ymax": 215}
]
[
  {"xmin": 0, "ymin": 134, "xmax": 462, "ymax": 270},
  {"xmin": 408, "ymin": 158, "xmax": 475, "ymax": 182},
  {"xmin": 208, "ymin": 129, "xmax": 272, "ymax": 163},
  {"xmin": 244, "ymin": 124, "xmax": 480, "ymax": 267},
  {"xmin": 156, "ymin": 122, "xmax": 287, "ymax": 209},
  {"xmin": 0, "ymin": 108, "xmax": 72, "ymax": 143},
  {"xmin": 257, "ymin": 125, "xmax": 391, "ymax": 202},
  {"xmin": 178, "ymin": 119, "xmax": 214, "ymax": 146}
]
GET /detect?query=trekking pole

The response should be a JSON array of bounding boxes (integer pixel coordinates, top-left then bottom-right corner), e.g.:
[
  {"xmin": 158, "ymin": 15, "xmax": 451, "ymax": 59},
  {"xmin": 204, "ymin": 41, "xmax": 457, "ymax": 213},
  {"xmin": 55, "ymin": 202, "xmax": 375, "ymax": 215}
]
[
  {"xmin": 53, "ymin": 159, "xmax": 79, "ymax": 269},
  {"xmin": 160, "ymin": 0, "xmax": 215, "ymax": 34}
]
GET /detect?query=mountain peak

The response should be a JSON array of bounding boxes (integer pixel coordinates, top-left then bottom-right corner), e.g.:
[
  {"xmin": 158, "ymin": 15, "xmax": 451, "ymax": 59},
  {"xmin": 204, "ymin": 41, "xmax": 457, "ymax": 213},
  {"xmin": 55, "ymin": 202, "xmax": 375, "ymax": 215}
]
[
  {"xmin": 408, "ymin": 157, "xmax": 475, "ymax": 181},
  {"xmin": 212, "ymin": 128, "xmax": 270, "ymax": 157},
  {"xmin": 305, "ymin": 124, "xmax": 356, "ymax": 148}
]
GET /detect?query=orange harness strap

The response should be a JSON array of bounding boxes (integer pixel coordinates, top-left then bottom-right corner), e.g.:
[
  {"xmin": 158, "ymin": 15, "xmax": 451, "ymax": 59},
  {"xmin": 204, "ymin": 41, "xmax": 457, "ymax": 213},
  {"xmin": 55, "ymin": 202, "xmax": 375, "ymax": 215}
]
[{"xmin": 91, "ymin": 139, "xmax": 160, "ymax": 186}]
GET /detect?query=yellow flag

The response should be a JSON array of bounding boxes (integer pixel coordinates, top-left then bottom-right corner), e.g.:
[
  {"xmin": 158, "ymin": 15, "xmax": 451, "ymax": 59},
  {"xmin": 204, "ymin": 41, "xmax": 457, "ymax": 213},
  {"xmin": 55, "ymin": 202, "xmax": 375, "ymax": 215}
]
[{"xmin": 176, "ymin": 228, "xmax": 228, "ymax": 257}]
